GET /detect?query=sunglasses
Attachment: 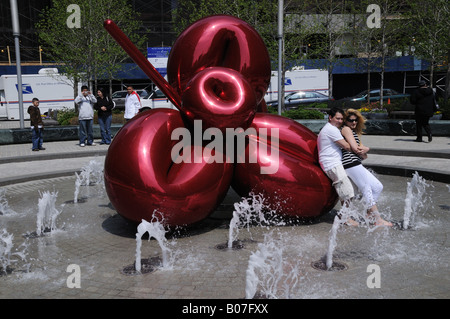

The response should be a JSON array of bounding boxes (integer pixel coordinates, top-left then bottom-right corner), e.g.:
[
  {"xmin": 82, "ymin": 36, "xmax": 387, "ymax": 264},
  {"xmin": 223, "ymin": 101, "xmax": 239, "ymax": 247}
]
[{"xmin": 347, "ymin": 118, "xmax": 358, "ymax": 123}]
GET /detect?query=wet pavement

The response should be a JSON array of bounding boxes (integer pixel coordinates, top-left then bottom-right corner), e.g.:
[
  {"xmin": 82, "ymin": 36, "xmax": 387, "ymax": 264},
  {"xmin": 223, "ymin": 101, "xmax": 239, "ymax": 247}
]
[{"xmin": 0, "ymin": 132, "xmax": 449, "ymax": 302}]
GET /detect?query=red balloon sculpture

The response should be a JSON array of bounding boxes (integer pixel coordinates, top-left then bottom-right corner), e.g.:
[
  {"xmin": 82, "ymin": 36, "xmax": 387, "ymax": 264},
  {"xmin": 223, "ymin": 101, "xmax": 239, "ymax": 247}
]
[{"xmin": 103, "ymin": 16, "xmax": 337, "ymax": 227}]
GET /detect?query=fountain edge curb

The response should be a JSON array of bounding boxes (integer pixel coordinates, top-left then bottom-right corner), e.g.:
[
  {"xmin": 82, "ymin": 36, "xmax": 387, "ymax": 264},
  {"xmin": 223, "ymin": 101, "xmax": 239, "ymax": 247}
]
[{"xmin": 0, "ymin": 162, "xmax": 448, "ymax": 188}]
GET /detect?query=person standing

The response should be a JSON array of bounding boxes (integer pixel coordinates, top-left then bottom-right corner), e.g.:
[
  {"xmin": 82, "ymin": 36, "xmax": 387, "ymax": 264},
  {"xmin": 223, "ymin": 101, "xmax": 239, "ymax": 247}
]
[
  {"xmin": 317, "ymin": 107, "xmax": 362, "ymax": 225},
  {"xmin": 410, "ymin": 80, "xmax": 436, "ymax": 142},
  {"xmin": 94, "ymin": 87, "xmax": 114, "ymax": 145},
  {"xmin": 75, "ymin": 85, "xmax": 97, "ymax": 147},
  {"xmin": 341, "ymin": 109, "xmax": 392, "ymax": 227},
  {"xmin": 27, "ymin": 97, "xmax": 45, "ymax": 151},
  {"xmin": 124, "ymin": 85, "xmax": 141, "ymax": 121}
]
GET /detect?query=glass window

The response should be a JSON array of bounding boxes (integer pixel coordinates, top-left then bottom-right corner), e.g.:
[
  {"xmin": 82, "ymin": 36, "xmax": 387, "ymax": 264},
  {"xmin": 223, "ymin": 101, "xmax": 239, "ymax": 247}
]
[
  {"xmin": 112, "ymin": 91, "xmax": 127, "ymax": 98},
  {"xmin": 139, "ymin": 90, "xmax": 149, "ymax": 98}
]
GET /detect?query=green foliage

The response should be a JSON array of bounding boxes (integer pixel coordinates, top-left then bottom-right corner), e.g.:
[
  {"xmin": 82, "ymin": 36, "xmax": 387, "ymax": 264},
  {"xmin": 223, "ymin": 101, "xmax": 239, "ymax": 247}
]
[
  {"xmin": 282, "ymin": 108, "xmax": 325, "ymax": 120},
  {"xmin": 308, "ymin": 102, "xmax": 329, "ymax": 109},
  {"xmin": 36, "ymin": 0, "xmax": 146, "ymax": 86},
  {"xmin": 437, "ymin": 98, "xmax": 450, "ymax": 120},
  {"xmin": 172, "ymin": 0, "xmax": 278, "ymax": 61},
  {"xmin": 56, "ymin": 107, "xmax": 78, "ymax": 126}
]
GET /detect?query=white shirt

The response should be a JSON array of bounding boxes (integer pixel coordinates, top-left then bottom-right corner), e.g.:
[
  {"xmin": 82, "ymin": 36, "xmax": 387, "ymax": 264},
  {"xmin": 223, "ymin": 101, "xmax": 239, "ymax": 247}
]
[
  {"xmin": 317, "ymin": 122, "xmax": 345, "ymax": 171},
  {"xmin": 124, "ymin": 91, "xmax": 141, "ymax": 119}
]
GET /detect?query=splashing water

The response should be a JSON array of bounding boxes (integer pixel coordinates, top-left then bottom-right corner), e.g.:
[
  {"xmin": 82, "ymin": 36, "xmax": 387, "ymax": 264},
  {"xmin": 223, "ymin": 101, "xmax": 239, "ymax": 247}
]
[
  {"xmin": 0, "ymin": 188, "xmax": 16, "ymax": 215},
  {"xmin": 228, "ymin": 193, "xmax": 283, "ymax": 249},
  {"xmin": 325, "ymin": 204, "xmax": 359, "ymax": 270},
  {"xmin": 326, "ymin": 215, "xmax": 342, "ymax": 270},
  {"xmin": 403, "ymin": 172, "xmax": 431, "ymax": 230},
  {"xmin": 0, "ymin": 229, "xmax": 29, "ymax": 275},
  {"xmin": 245, "ymin": 231, "xmax": 299, "ymax": 299},
  {"xmin": 325, "ymin": 199, "xmax": 380, "ymax": 270},
  {"xmin": 135, "ymin": 214, "xmax": 173, "ymax": 272},
  {"xmin": 74, "ymin": 159, "xmax": 104, "ymax": 203},
  {"xmin": 36, "ymin": 190, "xmax": 61, "ymax": 236},
  {"xmin": 0, "ymin": 229, "xmax": 13, "ymax": 274}
]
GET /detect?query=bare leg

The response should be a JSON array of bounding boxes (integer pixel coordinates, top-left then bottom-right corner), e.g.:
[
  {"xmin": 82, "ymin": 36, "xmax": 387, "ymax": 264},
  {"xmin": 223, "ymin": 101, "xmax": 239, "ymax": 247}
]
[
  {"xmin": 367, "ymin": 205, "xmax": 392, "ymax": 227},
  {"xmin": 339, "ymin": 198, "xmax": 359, "ymax": 226}
]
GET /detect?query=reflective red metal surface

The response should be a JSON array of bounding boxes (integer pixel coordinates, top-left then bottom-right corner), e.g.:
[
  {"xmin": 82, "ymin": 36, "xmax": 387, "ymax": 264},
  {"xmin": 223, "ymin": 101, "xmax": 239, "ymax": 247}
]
[
  {"xmin": 181, "ymin": 67, "xmax": 257, "ymax": 131},
  {"xmin": 231, "ymin": 113, "xmax": 338, "ymax": 218},
  {"xmin": 167, "ymin": 15, "xmax": 271, "ymax": 113},
  {"xmin": 103, "ymin": 15, "xmax": 336, "ymax": 226},
  {"xmin": 104, "ymin": 109, "xmax": 234, "ymax": 226}
]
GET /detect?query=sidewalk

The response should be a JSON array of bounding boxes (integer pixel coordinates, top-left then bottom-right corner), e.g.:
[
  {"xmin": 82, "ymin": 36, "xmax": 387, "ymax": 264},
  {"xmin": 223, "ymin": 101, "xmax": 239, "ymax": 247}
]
[{"xmin": 0, "ymin": 134, "xmax": 449, "ymax": 186}]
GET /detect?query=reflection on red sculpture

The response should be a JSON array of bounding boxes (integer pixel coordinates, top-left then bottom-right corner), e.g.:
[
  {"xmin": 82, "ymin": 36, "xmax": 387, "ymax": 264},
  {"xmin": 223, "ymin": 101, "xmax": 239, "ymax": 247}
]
[
  {"xmin": 231, "ymin": 113, "xmax": 337, "ymax": 218},
  {"xmin": 181, "ymin": 67, "xmax": 257, "ymax": 131},
  {"xmin": 103, "ymin": 15, "xmax": 336, "ymax": 227},
  {"xmin": 104, "ymin": 109, "xmax": 234, "ymax": 226}
]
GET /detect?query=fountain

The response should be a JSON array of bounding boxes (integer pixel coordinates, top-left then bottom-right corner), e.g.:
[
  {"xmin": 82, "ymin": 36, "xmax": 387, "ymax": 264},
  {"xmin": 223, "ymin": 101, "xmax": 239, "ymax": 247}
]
[
  {"xmin": 245, "ymin": 231, "xmax": 300, "ymax": 299},
  {"xmin": 227, "ymin": 193, "xmax": 284, "ymax": 249},
  {"xmin": 0, "ymin": 188, "xmax": 16, "ymax": 215},
  {"xmin": 402, "ymin": 171, "xmax": 431, "ymax": 230},
  {"xmin": 36, "ymin": 190, "xmax": 62, "ymax": 236},
  {"xmin": 0, "ymin": 162, "xmax": 448, "ymax": 298},
  {"xmin": 0, "ymin": 229, "xmax": 29, "ymax": 276},
  {"xmin": 0, "ymin": 229, "xmax": 13, "ymax": 275},
  {"xmin": 134, "ymin": 215, "xmax": 173, "ymax": 273},
  {"xmin": 74, "ymin": 159, "xmax": 104, "ymax": 203}
]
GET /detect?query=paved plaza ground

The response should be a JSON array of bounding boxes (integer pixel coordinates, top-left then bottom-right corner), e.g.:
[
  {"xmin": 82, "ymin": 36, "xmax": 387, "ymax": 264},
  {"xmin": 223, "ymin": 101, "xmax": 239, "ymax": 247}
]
[{"xmin": 0, "ymin": 130, "xmax": 449, "ymax": 305}]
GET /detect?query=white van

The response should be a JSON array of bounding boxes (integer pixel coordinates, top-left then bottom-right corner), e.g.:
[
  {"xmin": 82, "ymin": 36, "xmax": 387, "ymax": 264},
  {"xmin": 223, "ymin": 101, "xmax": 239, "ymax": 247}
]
[
  {"xmin": 0, "ymin": 69, "xmax": 79, "ymax": 120},
  {"xmin": 140, "ymin": 89, "xmax": 176, "ymax": 110},
  {"xmin": 265, "ymin": 69, "xmax": 329, "ymax": 102}
]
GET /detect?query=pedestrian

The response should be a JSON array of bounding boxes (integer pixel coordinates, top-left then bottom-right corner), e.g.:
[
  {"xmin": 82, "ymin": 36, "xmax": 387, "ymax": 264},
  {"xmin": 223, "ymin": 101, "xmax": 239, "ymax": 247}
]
[
  {"xmin": 410, "ymin": 80, "xmax": 436, "ymax": 142},
  {"xmin": 27, "ymin": 97, "xmax": 45, "ymax": 151},
  {"xmin": 341, "ymin": 109, "xmax": 392, "ymax": 227},
  {"xmin": 124, "ymin": 85, "xmax": 141, "ymax": 121},
  {"xmin": 75, "ymin": 85, "xmax": 97, "ymax": 147},
  {"xmin": 317, "ymin": 107, "xmax": 361, "ymax": 225},
  {"xmin": 94, "ymin": 87, "xmax": 114, "ymax": 145}
]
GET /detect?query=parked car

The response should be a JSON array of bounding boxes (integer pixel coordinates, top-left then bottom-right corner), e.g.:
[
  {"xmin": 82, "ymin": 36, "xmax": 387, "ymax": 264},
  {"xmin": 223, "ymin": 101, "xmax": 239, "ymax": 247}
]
[
  {"xmin": 344, "ymin": 89, "xmax": 410, "ymax": 103},
  {"xmin": 140, "ymin": 89, "xmax": 176, "ymax": 110},
  {"xmin": 111, "ymin": 89, "xmax": 149, "ymax": 110},
  {"xmin": 266, "ymin": 90, "xmax": 333, "ymax": 110}
]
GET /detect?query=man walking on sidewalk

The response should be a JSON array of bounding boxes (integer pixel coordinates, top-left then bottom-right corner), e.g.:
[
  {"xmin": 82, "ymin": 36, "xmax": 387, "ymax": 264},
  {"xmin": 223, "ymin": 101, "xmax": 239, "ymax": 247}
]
[{"xmin": 410, "ymin": 80, "xmax": 436, "ymax": 143}]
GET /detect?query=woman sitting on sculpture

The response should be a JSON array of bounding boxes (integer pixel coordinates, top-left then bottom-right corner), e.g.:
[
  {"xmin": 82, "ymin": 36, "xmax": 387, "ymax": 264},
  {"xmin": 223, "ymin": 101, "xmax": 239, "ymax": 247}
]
[{"xmin": 340, "ymin": 108, "xmax": 392, "ymax": 227}]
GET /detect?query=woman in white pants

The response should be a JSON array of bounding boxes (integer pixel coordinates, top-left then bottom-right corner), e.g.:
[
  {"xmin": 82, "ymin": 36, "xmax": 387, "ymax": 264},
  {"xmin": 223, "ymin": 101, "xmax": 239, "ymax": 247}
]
[{"xmin": 341, "ymin": 109, "xmax": 392, "ymax": 227}]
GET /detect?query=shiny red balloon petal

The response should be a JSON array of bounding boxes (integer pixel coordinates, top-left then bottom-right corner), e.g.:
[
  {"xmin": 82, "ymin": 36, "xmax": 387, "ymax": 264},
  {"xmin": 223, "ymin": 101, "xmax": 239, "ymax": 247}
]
[
  {"xmin": 104, "ymin": 109, "xmax": 234, "ymax": 226},
  {"xmin": 231, "ymin": 113, "xmax": 338, "ymax": 218},
  {"xmin": 167, "ymin": 15, "xmax": 271, "ymax": 108},
  {"xmin": 181, "ymin": 67, "xmax": 257, "ymax": 130}
]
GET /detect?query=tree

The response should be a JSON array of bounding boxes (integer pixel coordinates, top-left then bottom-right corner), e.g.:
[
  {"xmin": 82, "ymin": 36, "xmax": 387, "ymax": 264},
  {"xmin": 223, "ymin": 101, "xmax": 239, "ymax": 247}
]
[
  {"xmin": 406, "ymin": 0, "xmax": 450, "ymax": 100},
  {"xmin": 344, "ymin": 0, "xmax": 410, "ymax": 106},
  {"xmin": 287, "ymin": 0, "xmax": 354, "ymax": 99},
  {"xmin": 173, "ymin": 0, "xmax": 278, "ymax": 61},
  {"xmin": 36, "ymin": 0, "xmax": 146, "ymax": 97}
]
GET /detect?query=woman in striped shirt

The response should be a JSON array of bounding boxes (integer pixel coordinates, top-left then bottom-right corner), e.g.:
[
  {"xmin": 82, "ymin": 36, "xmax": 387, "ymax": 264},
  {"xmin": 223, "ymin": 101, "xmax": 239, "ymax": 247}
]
[{"xmin": 341, "ymin": 109, "xmax": 392, "ymax": 227}]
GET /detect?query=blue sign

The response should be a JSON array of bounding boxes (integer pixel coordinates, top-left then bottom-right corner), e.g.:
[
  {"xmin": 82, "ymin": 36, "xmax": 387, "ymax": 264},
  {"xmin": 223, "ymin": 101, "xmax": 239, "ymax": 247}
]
[
  {"xmin": 147, "ymin": 47, "xmax": 171, "ymax": 77},
  {"xmin": 16, "ymin": 84, "xmax": 33, "ymax": 94}
]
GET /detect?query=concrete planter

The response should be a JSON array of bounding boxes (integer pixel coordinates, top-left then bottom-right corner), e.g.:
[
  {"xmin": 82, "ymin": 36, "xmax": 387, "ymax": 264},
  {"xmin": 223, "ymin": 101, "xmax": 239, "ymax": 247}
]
[{"xmin": 361, "ymin": 112, "xmax": 389, "ymax": 119}]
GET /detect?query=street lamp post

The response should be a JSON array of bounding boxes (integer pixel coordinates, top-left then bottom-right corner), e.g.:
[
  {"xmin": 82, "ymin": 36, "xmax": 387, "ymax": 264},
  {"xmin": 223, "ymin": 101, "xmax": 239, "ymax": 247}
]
[
  {"xmin": 10, "ymin": 0, "xmax": 24, "ymax": 129},
  {"xmin": 277, "ymin": 0, "xmax": 284, "ymax": 116}
]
